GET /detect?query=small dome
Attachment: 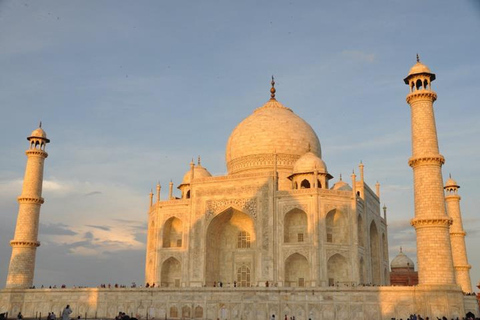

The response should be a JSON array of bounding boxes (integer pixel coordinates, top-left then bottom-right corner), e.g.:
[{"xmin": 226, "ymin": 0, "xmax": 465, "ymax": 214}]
[
  {"xmin": 181, "ymin": 164, "xmax": 212, "ymax": 185},
  {"xmin": 407, "ymin": 61, "xmax": 432, "ymax": 77},
  {"xmin": 28, "ymin": 125, "xmax": 50, "ymax": 142},
  {"xmin": 404, "ymin": 57, "xmax": 436, "ymax": 84},
  {"xmin": 331, "ymin": 175, "xmax": 351, "ymax": 191},
  {"xmin": 445, "ymin": 177, "xmax": 459, "ymax": 188},
  {"xmin": 391, "ymin": 248, "xmax": 415, "ymax": 270},
  {"xmin": 293, "ymin": 152, "xmax": 327, "ymax": 174}
]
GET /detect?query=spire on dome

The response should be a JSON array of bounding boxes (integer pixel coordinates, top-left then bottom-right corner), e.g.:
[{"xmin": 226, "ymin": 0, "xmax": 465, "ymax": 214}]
[
  {"xmin": 416, "ymin": 53, "xmax": 420, "ymax": 62},
  {"xmin": 39, "ymin": 121, "xmax": 42, "ymax": 128},
  {"xmin": 270, "ymin": 76, "xmax": 276, "ymax": 100},
  {"xmin": 198, "ymin": 156, "xmax": 201, "ymax": 165}
]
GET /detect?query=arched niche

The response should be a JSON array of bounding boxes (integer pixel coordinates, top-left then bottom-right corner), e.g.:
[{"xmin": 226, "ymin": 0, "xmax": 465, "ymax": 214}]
[
  {"xmin": 194, "ymin": 306, "xmax": 203, "ymax": 319},
  {"xmin": 327, "ymin": 253, "xmax": 348, "ymax": 286},
  {"xmin": 285, "ymin": 253, "xmax": 309, "ymax": 287},
  {"xmin": 359, "ymin": 257, "xmax": 365, "ymax": 284},
  {"xmin": 370, "ymin": 221, "xmax": 381, "ymax": 285},
  {"xmin": 236, "ymin": 264, "xmax": 251, "ymax": 287},
  {"xmin": 382, "ymin": 233, "xmax": 388, "ymax": 261},
  {"xmin": 326, "ymin": 209, "xmax": 348, "ymax": 244},
  {"xmin": 161, "ymin": 257, "xmax": 181, "ymax": 287},
  {"xmin": 284, "ymin": 208, "xmax": 308, "ymax": 243},
  {"xmin": 205, "ymin": 208, "xmax": 256, "ymax": 286},
  {"xmin": 163, "ymin": 217, "xmax": 183, "ymax": 248}
]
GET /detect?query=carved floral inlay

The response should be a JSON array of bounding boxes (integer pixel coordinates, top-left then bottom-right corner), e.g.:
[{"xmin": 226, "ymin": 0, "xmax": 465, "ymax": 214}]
[{"xmin": 206, "ymin": 198, "xmax": 257, "ymax": 219}]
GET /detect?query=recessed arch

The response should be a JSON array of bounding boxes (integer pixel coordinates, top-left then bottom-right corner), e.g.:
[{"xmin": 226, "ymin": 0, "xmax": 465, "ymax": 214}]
[
  {"xmin": 416, "ymin": 79, "xmax": 423, "ymax": 90},
  {"xmin": 163, "ymin": 217, "xmax": 183, "ymax": 248},
  {"xmin": 359, "ymin": 257, "xmax": 366, "ymax": 284},
  {"xmin": 285, "ymin": 253, "xmax": 309, "ymax": 287},
  {"xmin": 170, "ymin": 306, "xmax": 178, "ymax": 318},
  {"xmin": 161, "ymin": 257, "xmax": 181, "ymax": 287},
  {"xmin": 327, "ymin": 253, "xmax": 349, "ymax": 286},
  {"xmin": 284, "ymin": 208, "xmax": 307, "ymax": 243},
  {"xmin": 236, "ymin": 264, "xmax": 251, "ymax": 287},
  {"xmin": 357, "ymin": 214, "xmax": 365, "ymax": 247},
  {"xmin": 300, "ymin": 179, "xmax": 311, "ymax": 189},
  {"xmin": 370, "ymin": 221, "xmax": 380, "ymax": 285},
  {"xmin": 182, "ymin": 306, "xmax": 191, "ymax": 318},
  {"xmin": 205, "ymin": 208, "xmax": 255, "ymax": 286},
  {"xmin": 326, "ymin": 209, "xmax": 348, "ymax": 244},
  {"xmin": 194, "ymin": 306, "xmax": 203, "ymax": 319}
]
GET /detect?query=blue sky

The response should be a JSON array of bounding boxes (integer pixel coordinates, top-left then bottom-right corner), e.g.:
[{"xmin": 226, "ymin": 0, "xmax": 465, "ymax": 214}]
[{"xmin": 0, "ymin": 0, "xmax": 479, "ymax": 289}]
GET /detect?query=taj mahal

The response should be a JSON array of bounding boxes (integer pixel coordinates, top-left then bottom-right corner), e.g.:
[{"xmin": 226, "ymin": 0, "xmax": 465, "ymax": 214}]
[{"xmin": 0, "ymin": 58, "xmax": 478, "ymax": 320}]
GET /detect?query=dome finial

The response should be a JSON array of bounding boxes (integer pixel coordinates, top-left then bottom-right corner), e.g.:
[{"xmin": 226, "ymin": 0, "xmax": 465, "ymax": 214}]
[
  {"xmin": 198, "ymin": 155, "xmax": 201, "ymax": 165},
  {"xmin": 39, "ymin": 121, "xmax": 42, "ymax": 128},
  {"xmin": 416, "ymin": 53, "xmax": 420, "ymax": 62},
  {"xmin": 270, "ymin": 75, "xmax": 276, "ymax": 100},
  {"xmin": 400, "ymin": 246, "xmax": 403, "ymax": 253},
  {"xmin": 339, "ymin": 173, "xmax": 342, "ymax": 181}
]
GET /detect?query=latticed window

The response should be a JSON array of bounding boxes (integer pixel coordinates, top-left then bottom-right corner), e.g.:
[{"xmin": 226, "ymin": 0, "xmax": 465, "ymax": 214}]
[
  {"xmin": 327, "ymin": 233, "xmax": 333, "ymax": 243},
  {"xmin": 237, "ymin": 265, "xmax": 251, "ymax": 287},
  {"xmin": 297, "ymin": 233, "xmax": 304, "ymax": 242},
  {"xmin": 237, "ymin": 231, "xmax": 251, "ymax": 248}
]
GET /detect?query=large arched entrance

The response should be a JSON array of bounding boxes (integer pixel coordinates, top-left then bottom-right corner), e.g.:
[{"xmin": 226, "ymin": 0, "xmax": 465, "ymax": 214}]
[{"xmin": 205, "ymin": 208, "xmax": 256, "ymax": 286}]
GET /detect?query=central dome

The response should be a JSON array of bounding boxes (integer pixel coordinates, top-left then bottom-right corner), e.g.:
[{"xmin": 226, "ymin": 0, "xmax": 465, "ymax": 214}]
[{"xmin": 226, "ymin": 98, "xmax": 321, "ymax": 174}]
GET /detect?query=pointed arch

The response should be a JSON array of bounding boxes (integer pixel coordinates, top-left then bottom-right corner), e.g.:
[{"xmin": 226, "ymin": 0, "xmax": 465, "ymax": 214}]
[
  {"xmin": 370, "ymin": 221, "xmax": 380, "ymax": 285},
  {"xmin": 357, "ymin": 214, "xmax": 365, "ymax": 247},
  {"xmin": 205, "ymin": 207, "xmax": 256, "ymax": 285},
  {"xmin": 163, "ymin": 217, "xmax": 183, "ymax": 248},
  {"xmin": 300, "ymin": 179, "xmax": 311, "ymax": 189},
  {"xmin": 170, "ymin": 306, "xmax": 178, "ymax": 318},
  {"xmin": 284, "ymin": 208, "xmax": 307, "ymax": 243},
  {"xmin": 382, "ymin": 233, "xmax": 388, "ymax": 262},
  {"xmin": 326, "ymin": 209, "xmax": 348, "ymax": 244},
  {"xmin": 327, "ymin": 253, "xmax": 349, "ymax": 286},
  {"xmin": 182, "ymin": 306, "xmax": 191, "ymax": 318},
  {"xmin": 285, "ymin": 253, "xmax": 309, "ymax": 287},
  {"xmin": 194, "ymin": 306, "xmax": 203, "ymax": 319},
  {"xmin": 359, "ymin": 257, "xmax": 366, "ymax": 284},
  {"xmin": 161, "ymin": 257, "xmax": 181, "ymax": 287}
]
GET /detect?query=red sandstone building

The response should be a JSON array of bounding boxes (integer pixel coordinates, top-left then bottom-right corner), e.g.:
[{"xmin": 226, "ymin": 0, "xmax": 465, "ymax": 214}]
[{"xmin": 389, "ymin": 248, "xmax": 418, "ymax": 286}]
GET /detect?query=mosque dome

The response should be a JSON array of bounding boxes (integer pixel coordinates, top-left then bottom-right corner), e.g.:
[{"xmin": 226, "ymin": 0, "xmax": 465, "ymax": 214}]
[
  {"xmin": 293, "ymin": 152, "xmax": 327, "ymax": 174},
  {"xmin": 180, "ymin": 163, "xmax": 212, "ymax": 186},
  {"xmin": 331, "ymin": 176, "xmax": 352, "ymax": 191},
  {"xmin": 226, "ymin": 98, "xmax": 321, "ymax": 174},
  {"xmin": 391, "ymin": 248, "xmax": 415, "ymax": 270}
]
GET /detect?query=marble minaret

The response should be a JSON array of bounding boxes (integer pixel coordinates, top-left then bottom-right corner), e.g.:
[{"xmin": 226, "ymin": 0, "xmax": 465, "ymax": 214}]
[
  {"xmin": 6, "ymin": 125, "xmax": 50, "ymax": 288},
  {"xmin": 404, "ymin": 56, "xmax": 455, "ymax": 285},
  {"xmin": 444, "ymin": 176, "xmax": 472, "ymax": 292}
]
